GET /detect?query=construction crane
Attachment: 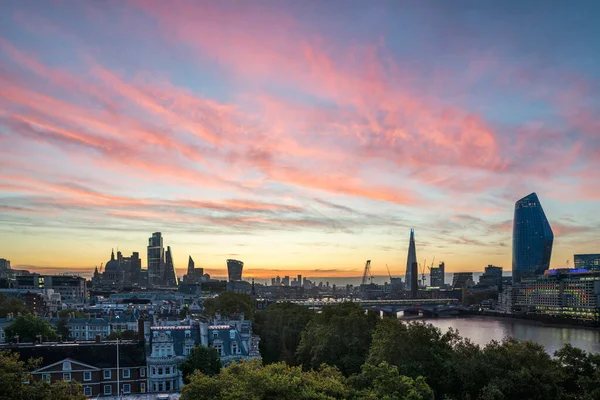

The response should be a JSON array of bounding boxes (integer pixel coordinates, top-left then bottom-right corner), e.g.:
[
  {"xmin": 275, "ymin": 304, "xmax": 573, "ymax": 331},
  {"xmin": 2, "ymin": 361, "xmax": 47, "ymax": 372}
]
[
  {"xmin": 361, "ymin": 260, "xmax": 372, "ymax": 286},
  {"xmin": 385, "ymin": 264, "xmax": 393, "ymax": 281}
]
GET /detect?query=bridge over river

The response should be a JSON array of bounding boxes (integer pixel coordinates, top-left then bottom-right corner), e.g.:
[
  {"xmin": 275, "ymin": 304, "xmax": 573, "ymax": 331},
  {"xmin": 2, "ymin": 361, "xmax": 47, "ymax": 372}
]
[{"xmin": 277, "ymin": 298, "xmax": 471, "ymax": 317}]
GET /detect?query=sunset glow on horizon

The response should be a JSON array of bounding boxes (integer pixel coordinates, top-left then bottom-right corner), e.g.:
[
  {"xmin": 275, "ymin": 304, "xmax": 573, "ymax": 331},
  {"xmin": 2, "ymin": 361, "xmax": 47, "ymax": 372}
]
[{"xmin": 1, "ymin": 1, "xmax": 599, "ymax": 280}]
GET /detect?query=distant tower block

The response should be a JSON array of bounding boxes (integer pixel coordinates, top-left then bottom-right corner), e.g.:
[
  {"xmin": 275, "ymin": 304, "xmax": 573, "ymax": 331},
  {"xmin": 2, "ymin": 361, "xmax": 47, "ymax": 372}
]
[
  {"xmin": 405, "ymin": 229, "xmax": 418, "ymax": 290},
  {"xmin": 227, "ymin": 259, "xmax": 244, "ymax": 282}
]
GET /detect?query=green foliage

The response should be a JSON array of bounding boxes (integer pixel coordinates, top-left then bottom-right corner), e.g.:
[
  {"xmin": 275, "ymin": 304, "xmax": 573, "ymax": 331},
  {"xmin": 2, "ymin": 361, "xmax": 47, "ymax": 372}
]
[
  {"xmin": 253, "ymin": 302, "xmax": 313, "ymax": 365},
  {"xmin": 106, "ymin": 329, "xmax": 137, "ymax": 340},
  {"xmin": 366, "ymin": 319, "xmax": 462, "ymax": 396},
  {"xmin": 203, "ymin": 292, "xmax": 255, "ymax": 318},
  {"xmin": 351, "ymin": 362, "xmax": 435, "ymax": 400},
  {"xmin": 58, "ymin": 309, "xmax": 86, "ymax": 318},
  {"xmin": 179, "ymin": 345, "xmax": 222, "ymax": 382},
  {"xmin": 555, "ymin": 344, "xmax": 600, "ymax": 400},
  {"xmin": 0, "ymin": 293, "xmax": 30, "ymax": 317},
  {"xmin": 181, "ymin": 360, "xmax": 350, "ymax": 400},
  {"xmin": 296, "ymin": 302, "xmax": 378, "ymax": 375},
  {"xmin": 5, "ymin": 314, "xmax": 57, "ymax": 342},
  {"xmin": 0, "ymin": 351, "xmax": 85, "ymax": 400},
  {"xmin": 55, "ymin": 319, "xmax": 70, "ymax": 339}
]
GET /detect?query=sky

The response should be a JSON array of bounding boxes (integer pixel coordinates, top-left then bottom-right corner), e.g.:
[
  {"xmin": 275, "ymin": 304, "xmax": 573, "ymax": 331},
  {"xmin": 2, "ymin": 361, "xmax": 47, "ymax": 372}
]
[{"xmin": 0, "ymin": 1, "xmax": 599, "ymax": 280}]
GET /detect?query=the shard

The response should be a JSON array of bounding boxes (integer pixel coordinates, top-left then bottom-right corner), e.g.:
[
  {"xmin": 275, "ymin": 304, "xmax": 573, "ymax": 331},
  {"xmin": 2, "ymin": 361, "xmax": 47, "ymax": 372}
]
[
  {"xmin": 512, "ymin": 193, "xmax": 554, "ymax": 283},
  {"xmin": 405, "ymin": 228, "xmax": 418, "ymax": 295}
]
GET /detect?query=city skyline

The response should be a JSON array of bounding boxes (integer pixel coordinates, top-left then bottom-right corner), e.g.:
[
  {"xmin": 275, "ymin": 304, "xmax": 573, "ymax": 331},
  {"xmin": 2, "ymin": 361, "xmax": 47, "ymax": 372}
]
[{"xmin": 1, "ymin": 2, "xmax": 599, "ymax": 277}]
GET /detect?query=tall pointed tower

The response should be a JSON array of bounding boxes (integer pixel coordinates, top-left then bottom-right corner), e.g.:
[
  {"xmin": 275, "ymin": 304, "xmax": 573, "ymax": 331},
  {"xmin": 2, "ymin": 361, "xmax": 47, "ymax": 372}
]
[
  {"xmin": 164, "ymin": 246, "xmax": 178, "ymax": 287},
  {"xmin": 187, "ymin": 256, "xmax": 195, "ymax": 277},
  {"xmin": 405, "ymin": 229, "xmax": 418, "ymax": 290}
]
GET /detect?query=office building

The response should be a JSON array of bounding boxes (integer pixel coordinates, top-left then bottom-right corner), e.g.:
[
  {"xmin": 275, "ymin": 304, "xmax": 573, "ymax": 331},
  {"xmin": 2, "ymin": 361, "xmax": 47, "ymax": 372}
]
[
  {"xmin": 430, "ymin": 262, "xmax": 445, "ymax": 287},
  {"xmin": 0, "ymin": 258, "xmax": 10, "ymax": 279},
  {"xmin": 15, "ymin": 274, "xmax": 86, "ymax": 304},
  {"xmin": 164, "ymin": 246, "xmax": 178, "ymax": 287},
  {"xmin": 478, "ymin": 265, "xmax": 503, "ymax": 290},
  {"xmin": 452, "ymin": 272, "xmax": 473, "ymax": 289},
  {"xmin": 227, "ymin": 259, "xmax": 244, "ymax": 282},
  {"xmin": 513, "ymin": 269, "xmax": 600, "ymax": 321},
  {"xmin": 147, "ymin": 232, "xmax": 165, "ymax": 287},
  {"xmin": 283, "ymin": 276, "xmax": 289, "ymax": 286},
  {"xmin": 574, "ymin": 254, "xmax": 600, "ymax": 271},
  {"xmin": 405, "ymin": 229, "xmax": 418, "ymax": 291},
  {"xmin": 512, "ymin": 193, "xmax": 554, "ymax": 283}
]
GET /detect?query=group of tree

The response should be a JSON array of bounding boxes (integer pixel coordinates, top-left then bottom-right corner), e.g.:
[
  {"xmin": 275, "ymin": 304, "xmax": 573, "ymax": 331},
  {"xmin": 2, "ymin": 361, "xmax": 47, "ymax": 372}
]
[
  {"xmin": 203, "ymin": 291, "xmax": 256, "ymax": 318},
  {"xmin": 251, "ymin": 301, "xmax": 600, "ymax": 400},
  {"xmin": 5, "ymin": 314, "xmax": 57, "ymax": 343},
  {"xmin": 0, "ymin": 293, "xmax": 31, "ymax": 317},
  {"xmin": 0, "ymin": 351, "xmax": 85, "ymax": 400},
  {"xmin": 180, "ymin": 359, "xmax": 434, "ymax": 400}
]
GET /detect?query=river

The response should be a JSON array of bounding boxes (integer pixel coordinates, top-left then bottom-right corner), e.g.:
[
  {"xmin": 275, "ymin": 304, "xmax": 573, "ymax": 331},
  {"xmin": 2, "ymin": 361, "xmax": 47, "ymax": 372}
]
[{"xmin": 414, "ymin": 316, "xmax": 600, "ymax": 354}]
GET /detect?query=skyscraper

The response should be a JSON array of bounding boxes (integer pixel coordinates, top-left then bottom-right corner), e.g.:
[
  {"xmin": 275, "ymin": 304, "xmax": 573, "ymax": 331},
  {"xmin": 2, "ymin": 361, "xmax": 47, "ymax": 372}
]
[
  {"xmin": 512, "ymin": 193, "xmax": 554, "ymax": 283},
  {"xmin": 164, "ymin": 246, "xmax": 178, "ymax": 287},
  {"xmin": 405, "ymin": 229, "xmax": 418, "ymax": 291},
  {"xmin": 147, "ymin": 232, "xmax": 164, "ymax": 287},
  {"xmin": 430, "ymin": 261, "xmax": 445, "ymax": 287},
  {"xmin": 187, "ymin": 256, "xmax": 195, "ymax": 277},
  {"xmin": 227, "ymin": 259, "xmax": 244, "ymax": 282}
]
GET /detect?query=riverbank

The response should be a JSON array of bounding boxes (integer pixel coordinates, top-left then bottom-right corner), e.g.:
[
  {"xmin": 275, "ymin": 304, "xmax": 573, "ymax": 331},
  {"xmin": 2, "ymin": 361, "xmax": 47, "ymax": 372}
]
[{"xmin": 471, "ymin": 310, "xmax": 600, "ymax": 329}]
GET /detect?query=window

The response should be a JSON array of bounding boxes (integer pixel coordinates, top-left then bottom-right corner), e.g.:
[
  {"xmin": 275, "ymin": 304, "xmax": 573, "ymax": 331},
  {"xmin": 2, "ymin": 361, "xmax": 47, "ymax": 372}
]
[
  {"xmin": 140, "ymin": 382, "xmax": 146, "ymax": 393},
  {"xmin": 83, "ymin": 371, "xmax": 91, "ymax": 381},
  {"xmin": 213, "ymin": 332, "xmax": 218, "ymax": 339},
  {"xmin": 214, "ymin": 344, "xmax": 223, "ymax": 355},
  {"xmin": 84, "ymin": 387, "xmax": 92, "ymax": 396},
  {"xmin": 63, "ymin": 373, "xmax": 71, "ymax": 382},
  {"xmin": 158, "ymin": 367, "xmax": 163, "ymax": 375},
  {"xmin": 232, "ymin": 341, "xmax": 238, "ymax": 354},
  {"xmin": 41, "ymin": 374, "xmax": 50, "ymax": 383},
  {"xmin": 151, "ymin": 367, "xmax": 156, "ymax": 375},
  {"xmin": 122, "ymin": 384, "xmax": 131, "ymax": 394},
  {"xmin": 122, "ymin": 369, "xmax": 130, "ymax": 378},
  {"xmin": 103, "ymin": 370, "xmax": 111, "ymax": 379},
  {"xmin": 104, "ymin": 385, "xmax": 112, "ymax": 395},
  {"xmin": 184, "ymin": 344, "xmax": 193, "ymax": 356},
  {"xmin": 140, "ymin": 367, "xmax": 145, "ymax": 377}
]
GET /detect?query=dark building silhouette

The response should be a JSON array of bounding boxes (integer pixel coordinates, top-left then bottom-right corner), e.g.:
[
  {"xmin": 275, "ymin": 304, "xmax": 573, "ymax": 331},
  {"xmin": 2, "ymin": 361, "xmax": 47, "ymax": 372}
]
[
  {"xmin": 187, "ymin": 256, "xmax": 195, "ymax": 277},
  {"xmin": 405, "ymin": 229, "xmax": 417, "ymax": 290},
  {"xmin": 410, "ymin": 261, "xmax": 418, "ymax": 298},
  {"xmin": 164, "ymin": 246, "xmax": 178, "ymax": 287},
  {"xmin": 574, "ymin": 254, "xmax": 600, "ymax": 271},
  {"xmin": 478, "ymin": 265, "xmax": 503, "ymax": 290},
  {"xmin": 147, "ymin": 232, "xmax": 164, "ymax": 287},
  {"xmin": 512, "ymin": 193, "xmax": 554, "ymax": 283},
  {"xmin": 452, "ymin": 272, "xmax": 473, "ymax": 289},
  {"xmin": 227, "ymin": 259, "xmax": 244, "ymax": 282},
  {"xmin": 430, "ymin": 261, "xmax": 445, "ymax": 287}
]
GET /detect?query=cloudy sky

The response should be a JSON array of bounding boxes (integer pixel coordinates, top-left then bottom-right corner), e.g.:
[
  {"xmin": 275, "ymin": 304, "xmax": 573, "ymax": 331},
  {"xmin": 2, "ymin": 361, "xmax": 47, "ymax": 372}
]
[{"xmin": 1, "ymin": 1, "xmax": 598, "ymax": 279}]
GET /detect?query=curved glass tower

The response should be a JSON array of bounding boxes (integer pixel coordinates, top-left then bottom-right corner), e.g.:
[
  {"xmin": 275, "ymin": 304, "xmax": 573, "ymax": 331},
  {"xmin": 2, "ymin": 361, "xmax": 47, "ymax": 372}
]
[{"xmin": 512, "ymin": 193, "xmax": 554, "ymax": 283}]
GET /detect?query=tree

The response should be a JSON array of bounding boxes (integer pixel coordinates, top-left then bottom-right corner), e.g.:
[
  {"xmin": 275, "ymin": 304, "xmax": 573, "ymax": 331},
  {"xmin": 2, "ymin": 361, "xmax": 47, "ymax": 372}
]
[
  {"xmin": 253, "ymin": 302, "xmax": 313, "ymax": 365},
  {"xmin": 366, "ymin": 318, "xmax": 470, "ymax": 398},
  {"xmin": 0, "ymin": 351, "xmax": 85, "ymax": 400},
  {"xmin": 5, "ymin": 314, "xmax": 57, "ymax": 343},
  {"xmin": 0, "ymin": 293, "xmax": 30, "ymax": 317},
  {"xmin": 56, "ymin": 319, "xmax": 70, "ymax": 340},
  {"xmin": 296, "ymin": 302, "xmax": 378, "ymax": 375},
  {"xmin": 203, "ymin": 292, "xmax": 255, "ymax": 318},
  {"xmin": 179, "ymin": 345, "xmax": 222, "ymax": 382},
  {"xmin": 350, "ymin": 362, "xmax": 435, "ymax": 400},
  {"xmin": 107, "ymin": 330, "xmax": 137, "ymax": 340},
  {"xmin": 181, "ymin": 360, "xmax": 349, "ymax": 400},
  {"xmin": 555, "ymin": 344, "xmax": 600, "ymax": 400}
]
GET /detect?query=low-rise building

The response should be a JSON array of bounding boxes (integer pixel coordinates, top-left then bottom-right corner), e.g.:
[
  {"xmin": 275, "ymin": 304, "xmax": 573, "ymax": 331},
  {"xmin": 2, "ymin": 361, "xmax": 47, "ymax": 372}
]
[{"xmin": 8, "ymin": 341, "xmax": 147, "ymax": 397}]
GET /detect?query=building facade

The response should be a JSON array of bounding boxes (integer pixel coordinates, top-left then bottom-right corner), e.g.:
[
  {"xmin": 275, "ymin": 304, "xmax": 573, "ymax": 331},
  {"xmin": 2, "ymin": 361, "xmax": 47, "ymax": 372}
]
[
  {"xmin": 92, "ymin": 250, "xmax": 143, "ymax": 290},
  {"xmin": 512, "ymin": 193, "xmax": 554, "ymax": 283},
  {"xmin": 430, "ymin": 262, "xmax": 445, "ymax": 287},
  {"xmin": 478, "ymin": 265, "xmax": 503, "ymax": 290},
  {"xmin": 452, "ymin": 272, "xmax": 474, "ymax": 289},
  {"xmin": 147, "ymin": 232, "xmax": 165, "ymax": 288},
  {"xmin": 14, "ymin": 341, "xmax": 147, "ymax": 397},
  {"xmin": 14, "ymin": 274, "xmax": 86, "ymax": 304},
  {"xmin": 513, "ymin": 269, "xmax": 600, "ymax": 321},
  {"xmin": 405, "ymin": 229, "xmax": 418, "ymax": 291},
  {"xmin": 226, "ymin": 259, "xmax": 244, "ymax": 282},
  {"xmin": 574, "ymin": 254, "xmax": 600, "ymax": 271}
]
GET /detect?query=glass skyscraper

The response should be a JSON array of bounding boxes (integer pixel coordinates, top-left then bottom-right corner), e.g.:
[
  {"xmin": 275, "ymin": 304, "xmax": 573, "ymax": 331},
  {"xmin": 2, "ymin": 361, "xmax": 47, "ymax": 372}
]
[{"xmin": 512, "ymin": 193, "xmax": 554, "ymax": 283}]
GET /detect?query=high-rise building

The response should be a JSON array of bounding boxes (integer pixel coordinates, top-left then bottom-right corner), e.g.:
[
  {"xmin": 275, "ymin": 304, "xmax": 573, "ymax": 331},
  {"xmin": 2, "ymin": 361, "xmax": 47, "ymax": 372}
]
[
  {"xmin": 512, "ymin": 193, "xmax": 554, "ymax": 283},
  {"xmin": 478, "ymin": 265, "xmax": 503, "ymax": 290},
  {"xmin": 275, "ymin": 275, "xmax": 281, "ymax": 285},
  {"xmin": 574, "ymin": 254, "xmax": 600, "ymax": 271},
  {"xmin": 430, "ymin": 261, "xmax": 445, "ymax": 287},
  {"xmin": 147, "ymin": 232, "xmax": 165, "ymax": 287},
  {"xmin": 0, "ymin": 258, "xmax": 11, "ymax": 280},
  {"xmin": 164, "ymin": 246, "xmax": 178, "ymax": 287},
  {"xmin": 452, "ymin": 272, "xmax": 473, "ymax": 289},
  {"xmin": 405, "ymin": 229, "xmax": 418, "ymax": 291},
  {"xmin": 297, "ymin": 274, "xmax": 302, "ymax": 286},
  {"xmin": 188, "ymin": 256, "xmax": 195, "ymax": 277},
  {"xmin": 227, "ymin": 259, "xmax": 244, "ymax": 282},
  {"xmin": 283, "ymin": 276, "xmax": 289, "ymax": 286}
]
